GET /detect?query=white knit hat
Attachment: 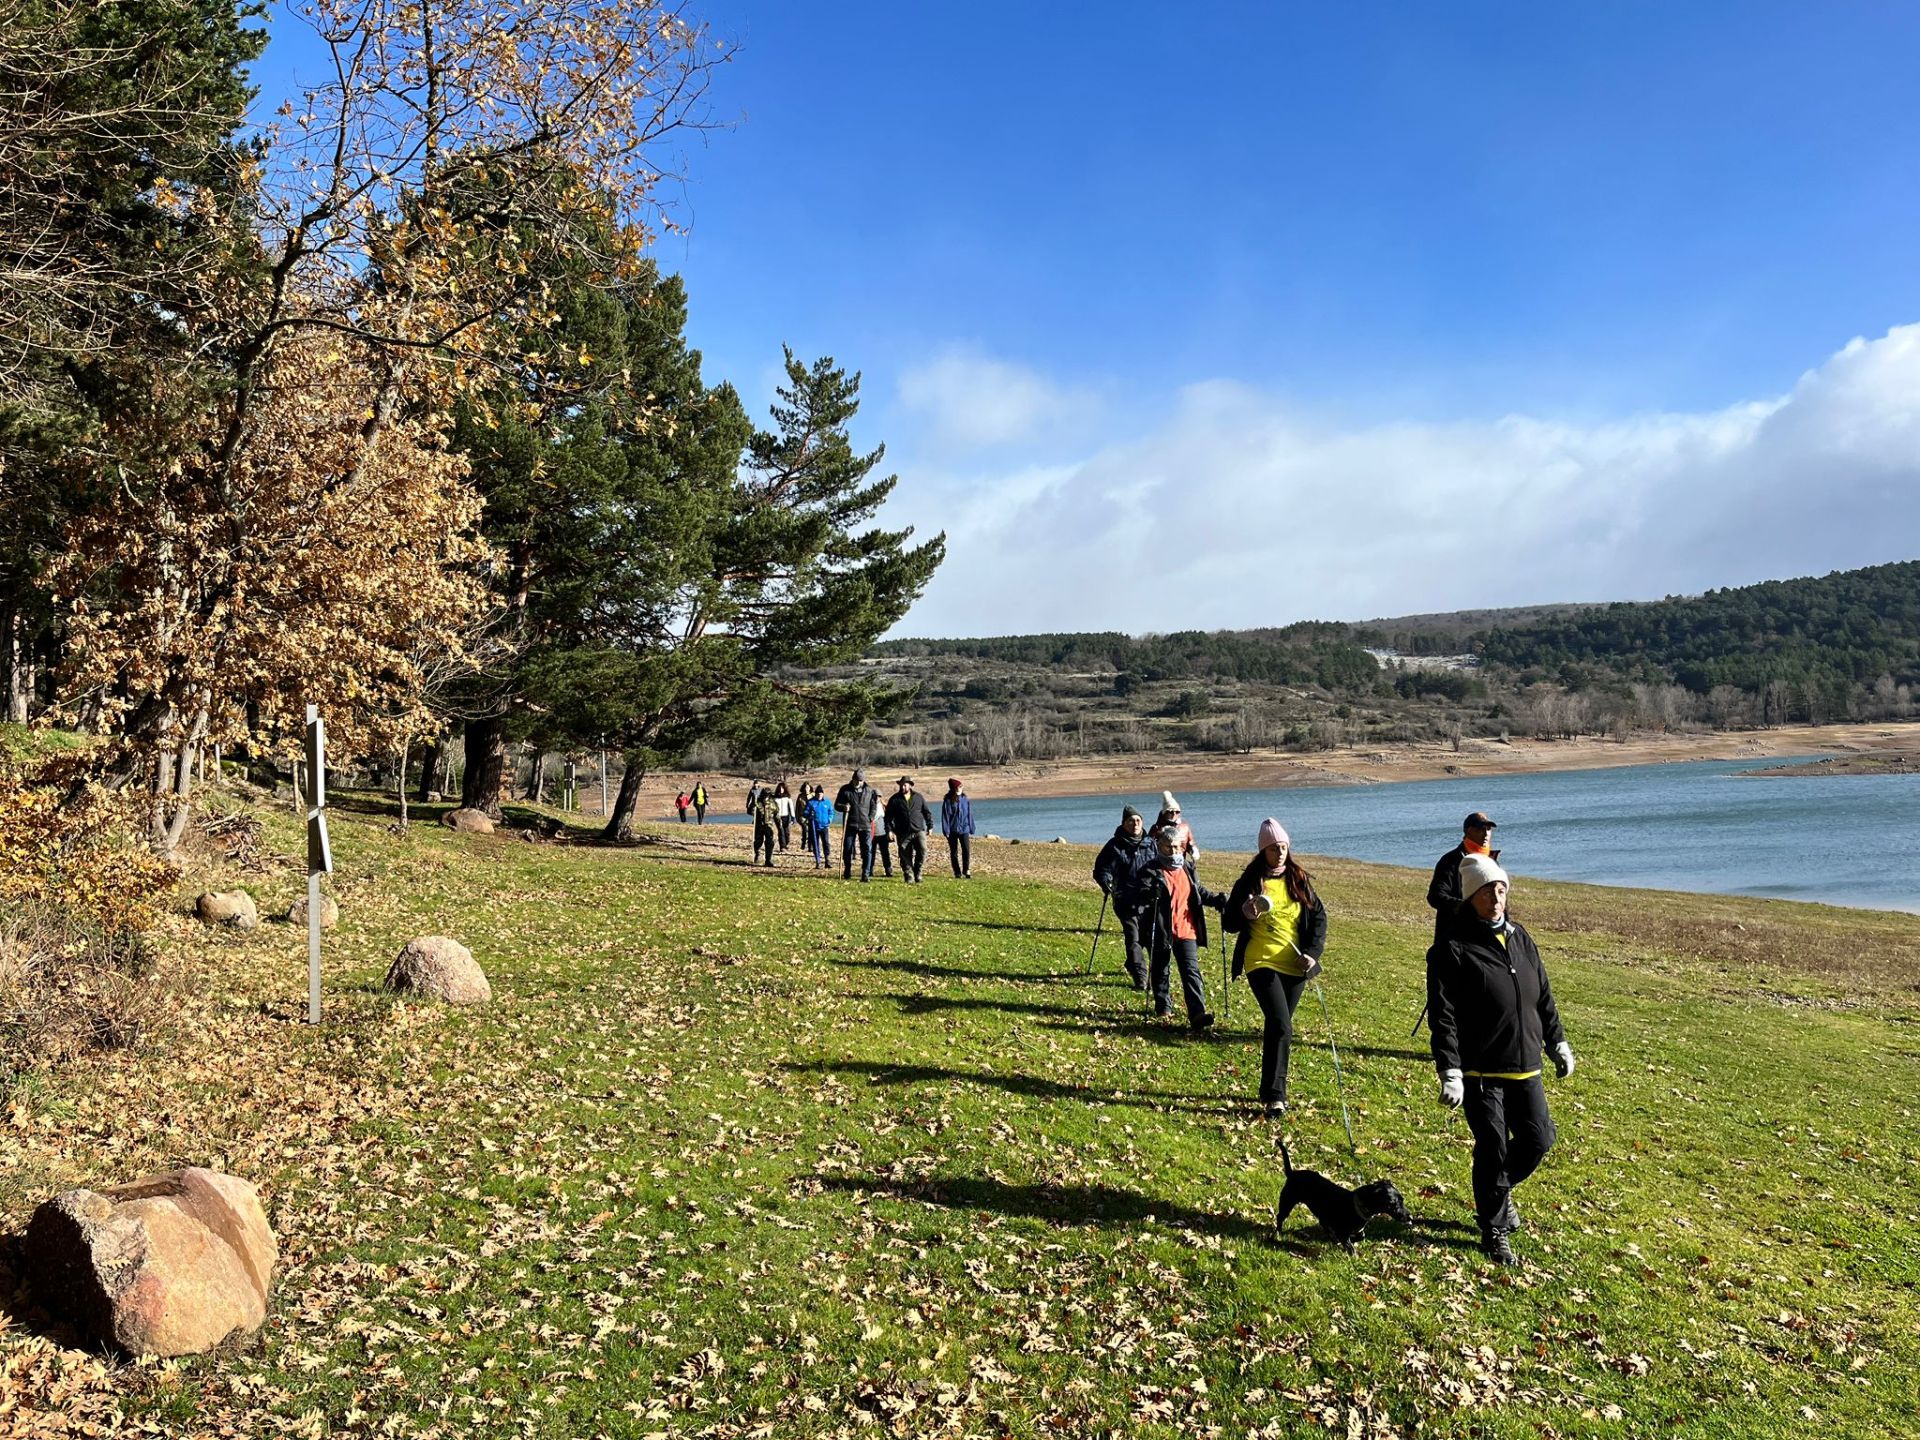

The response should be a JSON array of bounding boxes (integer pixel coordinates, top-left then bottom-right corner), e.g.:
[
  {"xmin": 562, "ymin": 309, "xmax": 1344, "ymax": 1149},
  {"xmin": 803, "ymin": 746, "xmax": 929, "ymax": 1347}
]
[
  {"xmin": 1161, "ymin": 790, "xmax": 1180, "ymax": 814},
  {"xmin": 1457, "ymin": 854, "xmax": 1509, "ymax": 902}
]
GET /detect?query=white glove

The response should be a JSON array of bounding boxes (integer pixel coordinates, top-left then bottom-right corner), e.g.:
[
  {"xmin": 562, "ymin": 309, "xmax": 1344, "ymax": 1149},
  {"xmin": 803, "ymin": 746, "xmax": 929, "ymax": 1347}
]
[
  {"xmin": 1439, "ymin": 1069, "xmax": 1464, "ymax": 1108},
  {"xmin": 1553, "ymin": 1041, "xmax": 1575, "ymax": 1079}
]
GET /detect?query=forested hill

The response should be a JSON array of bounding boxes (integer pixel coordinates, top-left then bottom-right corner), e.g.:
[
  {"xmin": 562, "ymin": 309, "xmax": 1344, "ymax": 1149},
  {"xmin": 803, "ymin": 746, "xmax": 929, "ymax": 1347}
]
[{"xmin": 1475, "ymin": 560, "xmax": 1920, "ymax": 693}]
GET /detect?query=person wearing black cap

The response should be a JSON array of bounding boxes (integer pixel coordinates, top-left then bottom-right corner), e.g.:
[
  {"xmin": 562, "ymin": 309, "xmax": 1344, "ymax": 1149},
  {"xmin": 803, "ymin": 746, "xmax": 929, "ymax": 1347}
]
[
  {"xmin": 1092, "ymin": 805, "xmax": 1157, "ymax": 989},
  {"xmin": 885, "ymin": 776, "xmax": 934, "ymax": 884},
  {"xmin": 834, "ymin": 769, "xmax": 880, "ymax": 881},
  {"xmin": 1428, "ymin": 812, "xmax": 1501, "ymax": 944}
]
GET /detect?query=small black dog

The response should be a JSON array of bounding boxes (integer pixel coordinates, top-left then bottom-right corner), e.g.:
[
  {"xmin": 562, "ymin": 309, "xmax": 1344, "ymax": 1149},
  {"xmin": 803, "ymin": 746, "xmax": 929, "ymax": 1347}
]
[{"xmin": 1274, "ymin": 1137, "xmax": 1412, "ymax": 1249}]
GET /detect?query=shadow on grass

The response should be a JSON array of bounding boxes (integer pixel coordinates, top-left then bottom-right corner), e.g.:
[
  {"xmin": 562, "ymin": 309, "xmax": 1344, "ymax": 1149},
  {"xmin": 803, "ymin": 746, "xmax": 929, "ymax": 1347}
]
[
  {"xmin": 818, "ymin": 1174, "xmax": 1272, "ymax": 1243},
  {"xmin": 928, "ymin": 918, "xmax": 1096, "ymax": 935},
  {"xmin": 785, "ymin": 1059, "xmax": 1231, "ymax": 1113},
  {"xmin": 825, "ymin": 956, "xmax": 1097, "ymax": 985},
  {"xmin": 1339, "ymin": 1044, "xmax": 1435, "ymax": 1064},
  {"xmin": 880, "ymin": 992, "xmax": 1097, "ymax": 1021}
]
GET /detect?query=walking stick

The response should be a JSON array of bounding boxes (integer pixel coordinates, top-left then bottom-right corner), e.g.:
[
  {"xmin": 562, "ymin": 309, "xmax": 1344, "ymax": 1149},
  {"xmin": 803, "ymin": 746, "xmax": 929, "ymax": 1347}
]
[
  {"xmin": 1218, "ymin": 924, "xmax": 1229, "ymax": 1025},
  {"xmin": 1085, "ymin": 892, "xmax": 1109, "ymax": 976},
  {"xmin": 1410, "ymin": 1000, "xmax": 1428, "ymax": 1037}
]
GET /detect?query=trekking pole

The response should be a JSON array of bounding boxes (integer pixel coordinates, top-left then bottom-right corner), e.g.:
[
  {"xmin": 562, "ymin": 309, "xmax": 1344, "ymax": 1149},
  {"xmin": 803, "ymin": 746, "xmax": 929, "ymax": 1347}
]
[
  {"xmin": 1218, "ymin": 924, "xmax": 1229, "ymax": 1025},
  {"xmin": 1410, "ymin": 1000, "xmax": 1428, "ymax": 1038},
  {"xmin": 1085, "ymin": 892, "xmax": 1109, "ymax": 976}
]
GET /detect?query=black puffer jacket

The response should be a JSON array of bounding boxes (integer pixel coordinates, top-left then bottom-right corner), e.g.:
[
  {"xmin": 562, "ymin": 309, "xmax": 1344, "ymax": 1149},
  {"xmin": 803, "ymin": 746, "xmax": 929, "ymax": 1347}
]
[
  {"xmin": 1426, "ymin": 915, "xmax": 1565, "ymax": 1078},
  {"xmin": 1220, "ymin": 857, "xmax": 1328, "ymax": 977},
  {"xmin": 1093, "ymin": 829, "xmax": 1158, "ymax": 916}
]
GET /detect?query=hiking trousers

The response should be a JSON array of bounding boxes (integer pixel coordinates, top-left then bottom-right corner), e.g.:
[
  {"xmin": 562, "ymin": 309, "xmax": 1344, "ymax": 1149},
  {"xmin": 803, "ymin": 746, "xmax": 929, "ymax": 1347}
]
[
  {"xmin": 810, "ymin": 824, "xmax": 830, "ymax": 867},
  {"xmin": 752, "ymin": 821, "xmax": 777, "ymax": 866},
  {"xmin": 1462, "ymin": 1075, "xmax": 1556, "ymax": 1233},
  {"xmin": 842, "ymin": 826, "xmax": 872, "ymax": 880},
  {"xmin": 1117, "ymin": 911, "xmax": 1149, "ymax": 987},
  {"xmin": 1246, "ymin": 968, "xmax": 1308, "ymax": 1106},
  {"xmin": 898, "ymin": 833, "xmax": 926, "ymax": 881},
  {"xmin": 1151, "ymin": 938, "xmax": 1208, "ymax": 1022},
  {"xmin": 948, "ymin": 834, "xmax": 971, "ymax": 877},
  {"xmin": 874, "ymin": 833, "xmax": 893, "ymax": 877}
]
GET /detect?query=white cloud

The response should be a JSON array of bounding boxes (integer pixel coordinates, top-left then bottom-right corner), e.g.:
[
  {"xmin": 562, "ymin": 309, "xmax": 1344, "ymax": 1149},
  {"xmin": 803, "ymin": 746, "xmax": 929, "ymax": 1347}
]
[
  {"xmin": 895, "ymin": 347, "xmax": 1102, "ymax": 453},
  {"xmin": 883, "ymin": 324, "xmax": 1920, "ymax": 637}
]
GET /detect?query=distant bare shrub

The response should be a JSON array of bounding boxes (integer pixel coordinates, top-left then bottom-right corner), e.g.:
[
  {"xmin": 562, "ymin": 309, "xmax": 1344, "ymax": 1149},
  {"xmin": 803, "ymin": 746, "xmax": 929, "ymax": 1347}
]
[{"xmin": 0, "ymin": 903, "xmax": 173, "ymax": 1094}]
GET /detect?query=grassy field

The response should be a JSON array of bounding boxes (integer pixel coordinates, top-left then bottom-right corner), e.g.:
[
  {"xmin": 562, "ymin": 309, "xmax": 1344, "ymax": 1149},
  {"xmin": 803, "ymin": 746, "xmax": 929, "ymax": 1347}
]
[{"xmin": 4, "ymin": 793, "xmax": 1919, "ymax": 1439}]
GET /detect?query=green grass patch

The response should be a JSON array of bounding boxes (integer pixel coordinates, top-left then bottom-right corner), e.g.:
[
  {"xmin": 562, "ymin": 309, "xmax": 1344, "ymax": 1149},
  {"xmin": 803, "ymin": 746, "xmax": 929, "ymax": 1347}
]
[{"xmin": 5, "ymin": 799, "xmax": 1918, "ymax": 1437}]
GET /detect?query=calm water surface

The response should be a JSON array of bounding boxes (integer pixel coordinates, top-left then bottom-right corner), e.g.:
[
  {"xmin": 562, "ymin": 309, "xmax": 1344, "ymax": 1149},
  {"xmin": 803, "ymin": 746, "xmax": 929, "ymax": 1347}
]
[{"xmin": 954, "ymin": 757, "xmax": 1918, "ymax": 914}]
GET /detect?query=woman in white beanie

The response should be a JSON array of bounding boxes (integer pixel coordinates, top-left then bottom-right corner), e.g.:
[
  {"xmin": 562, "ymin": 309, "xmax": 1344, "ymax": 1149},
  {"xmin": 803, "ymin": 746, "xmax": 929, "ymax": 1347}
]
[
  {"xmin": 1425, "ymin": 857, "xmax": 1576, "ymax": 1266},
  {"xmin": 1220, "ymin": 818, "xmax": 1327, "ymax": 1117},
  {"xmin": 1150, "ymin": 790, "xmax": 1198, "ymax": 863}
]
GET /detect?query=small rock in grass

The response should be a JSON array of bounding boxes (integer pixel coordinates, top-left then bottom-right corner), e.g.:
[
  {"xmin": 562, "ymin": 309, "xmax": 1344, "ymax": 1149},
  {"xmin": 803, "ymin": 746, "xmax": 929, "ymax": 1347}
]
[
  {"xmin": 285, "ymin": 895, "xmax": 338, "ymax": 929},
  {"xmin": 442, "ymin": 807, "xmax": 494, "ymax": 835},
  {"xmin": 194, "ymin": 890, "xmax": 258, "ymax": 929},
  {"xmin": 384, "ymin": 935, "xmax": 491, "ymax": 1004}
]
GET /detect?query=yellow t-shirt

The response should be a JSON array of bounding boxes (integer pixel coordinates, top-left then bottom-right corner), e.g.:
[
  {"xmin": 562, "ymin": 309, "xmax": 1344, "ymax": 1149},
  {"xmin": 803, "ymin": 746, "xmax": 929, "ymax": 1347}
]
[{"xmin": 1241, "ymin": 877, "xmax": 1309, "ymax": 976}]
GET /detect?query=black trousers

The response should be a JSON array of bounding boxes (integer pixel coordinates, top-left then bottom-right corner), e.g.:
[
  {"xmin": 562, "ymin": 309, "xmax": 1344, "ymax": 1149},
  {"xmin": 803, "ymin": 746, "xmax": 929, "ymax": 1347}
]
[
  {"xmin": 777, "ymin": 817, "xmax": 792, "ymax": 849},
  {"xmin": 948, "ymin": 833, "xmax": 971, "ymax": 877},
  {"xmin": 842, "ymin": 825, "xmax": 872, "ymax": 879},
  {"xmin": 1117, "ymin": 912, "xmax": 1149, "ymax": 985},
  {"xmin": 1246, "ymin": 968, "xmax": 1308, "ymax": 1105},
  {"xmin": 1150, "ymin": 937, "xmax": 1208, "ymax": 1021},
  {"xmin": 899, "ymin": 832, "xmax": 926, "ymax": 881},
  {"xmin": 1463, "ymin": 1075, "xmax": 1556, "ymax": 1233},
  {"xmin": 874, "ymin": 832, "xmax": 893, "ymax": 876},
  {"xmin": 752, "ymin": 821, "xmax": 777, "ymax": 866}
]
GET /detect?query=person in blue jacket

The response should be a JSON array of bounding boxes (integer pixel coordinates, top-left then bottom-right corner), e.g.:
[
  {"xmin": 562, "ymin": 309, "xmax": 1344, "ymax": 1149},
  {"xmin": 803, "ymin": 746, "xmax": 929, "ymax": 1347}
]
[
  {"xmin": 941, "ymin": 778, "xmax": 975, "ymax": 878},
  {"xmin": 806, "ymin": 786, "xmax": 835, "ymax": 869}
]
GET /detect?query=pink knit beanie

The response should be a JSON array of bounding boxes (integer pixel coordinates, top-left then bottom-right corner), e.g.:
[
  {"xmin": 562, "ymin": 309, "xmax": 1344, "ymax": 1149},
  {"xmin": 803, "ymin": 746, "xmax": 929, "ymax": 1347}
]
[{"xmin": 1257, "ymin": 817, "xmax": 1290, "ymax": 852}]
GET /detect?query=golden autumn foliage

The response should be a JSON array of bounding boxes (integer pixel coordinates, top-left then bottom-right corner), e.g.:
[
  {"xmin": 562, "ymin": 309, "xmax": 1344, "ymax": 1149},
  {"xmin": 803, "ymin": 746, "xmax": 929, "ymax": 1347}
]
[{"xmin": 0, "ymin": 751, "xmax": 173, "ymax": 934}]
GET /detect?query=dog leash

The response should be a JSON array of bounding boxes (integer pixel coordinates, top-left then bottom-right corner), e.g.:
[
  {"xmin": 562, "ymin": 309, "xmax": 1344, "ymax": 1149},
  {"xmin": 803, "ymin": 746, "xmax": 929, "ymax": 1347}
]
[{"xmin": 1311, "ymin": 977, "xmax": 1357, "ymax": 1158}]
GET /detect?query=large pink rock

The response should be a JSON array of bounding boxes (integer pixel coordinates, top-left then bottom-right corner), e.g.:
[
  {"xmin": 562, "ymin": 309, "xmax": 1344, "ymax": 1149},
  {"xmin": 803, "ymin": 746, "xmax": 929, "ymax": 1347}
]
[
  {"xmin": 25, "ymin": 1167, "xmax": 277, "ymax": 1357},
  {"xmin": 384, "ymin": 935, "xmax": 491, "ymax": 1004}
]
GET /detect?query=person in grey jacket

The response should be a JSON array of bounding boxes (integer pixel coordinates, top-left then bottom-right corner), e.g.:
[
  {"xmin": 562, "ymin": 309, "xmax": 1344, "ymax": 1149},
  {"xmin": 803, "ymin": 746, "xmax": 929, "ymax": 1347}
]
[
  {"xmin": 885, "ymin": 776, "xmax": 934, "ymax": 884},
  {"xmin": 834, "ymin": 769, "xmax": 880, "ymax": 881}
]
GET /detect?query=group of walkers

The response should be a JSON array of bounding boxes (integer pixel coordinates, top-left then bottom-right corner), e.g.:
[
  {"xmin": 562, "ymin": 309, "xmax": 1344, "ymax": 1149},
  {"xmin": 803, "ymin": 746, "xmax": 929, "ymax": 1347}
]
[
  {"xmin": 1093, "ymin": 796, "xmax": 1575, "ymax": 1266},
  {"xmin": 725, "ymin": 770, "xmax": 979, "ymax": 882}
]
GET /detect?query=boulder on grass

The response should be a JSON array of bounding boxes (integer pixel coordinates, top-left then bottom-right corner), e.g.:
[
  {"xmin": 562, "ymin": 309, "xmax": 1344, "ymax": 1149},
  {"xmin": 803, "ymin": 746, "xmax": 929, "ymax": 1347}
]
[
  {"xmin": 285, "ymin": 895, "xmax": 339, "ymax": 929},
  {"xmin": 25, "ymin": 1167, "xmax": 277, "ymax": 1357},
  {"xmin": 384, "ymin": 936, "xmax": 490, "ymax": 1004},
  {"xmin": 442, "ymin": 808, "xmax": 494, "ymax": 835},
  {"xmin": 194, "ymin": 891, "xmax": 258, "ymax": 929}
]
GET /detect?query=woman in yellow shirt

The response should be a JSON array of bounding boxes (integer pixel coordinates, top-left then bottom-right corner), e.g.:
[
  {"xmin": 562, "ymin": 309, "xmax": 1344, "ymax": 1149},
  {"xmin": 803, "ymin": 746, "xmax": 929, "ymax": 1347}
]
[{"xmin": 1221, "ymin": 818, "xmax": 1329, "ymax": 1117}]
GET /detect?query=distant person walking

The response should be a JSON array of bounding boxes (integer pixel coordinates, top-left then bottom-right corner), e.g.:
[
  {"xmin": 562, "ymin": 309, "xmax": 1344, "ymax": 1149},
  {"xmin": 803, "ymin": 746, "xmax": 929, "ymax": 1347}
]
[
  {"xmin": 1428, "ymin": 812, "xmax": 1500, "ymax": 943},
  {"xmin": 1092, "ymin": 806, "xmax": 1158, "ymax": 989},
  {"xmin": 675, "ymin": 791, "xmax": 690, "ymax": 823},
  {"xmin": 885, "ymin": 776, "xmax": 934, "ymax": 884},
  {"xmin": 751, "ymin": 787, "xmax": 780, "ymax": 867},
  {"xmin": 1144, "ymin": 829, "xmax": 1224, "ymax": 1030},
  {"xmin": 1220, "ymin": 818, "xmax": 1329, "ymax": 1117},
  {"xmin": 774, "ymin": 782, "xmax": 795, "ymax": 850},
  {"xmin": 745, "ymin": 779, "xmax": 764, "ymax": 817},
  {"xmin": 1151, "ymin": 791, "xmax": 1199, "ymax": 863},
  {"xmin": 834, "ymin": 769, "xmax": 880, "ymax": 881},
  {"xmin": 941, "ymin": 778, "xmax": 975, "ymax": 878},
  {"xmin": 807, "ymin": 786, "xmax": 835, "ymax": 869},
  {"xmin": 691, "ymin": 781, "xmax": 708, "ymax": 824},
  {"xmin": 1427, "ymin": 855, "xmax": 1576, "ymax": 1267}
]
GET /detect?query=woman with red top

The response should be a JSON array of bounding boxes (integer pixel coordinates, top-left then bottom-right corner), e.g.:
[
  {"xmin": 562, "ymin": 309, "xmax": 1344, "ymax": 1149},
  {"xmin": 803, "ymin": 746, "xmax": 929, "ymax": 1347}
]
[{"xmin": 1144, "ymin": 828, "xmax": 1225, "ymax": 1030}]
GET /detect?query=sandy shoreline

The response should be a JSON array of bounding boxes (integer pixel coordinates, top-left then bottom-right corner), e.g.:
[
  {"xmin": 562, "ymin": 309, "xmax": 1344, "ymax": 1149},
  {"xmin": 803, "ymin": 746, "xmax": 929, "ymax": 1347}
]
[{"xmin": 637, "ymin": 720, "xmax": 1920, "ymax": 807}]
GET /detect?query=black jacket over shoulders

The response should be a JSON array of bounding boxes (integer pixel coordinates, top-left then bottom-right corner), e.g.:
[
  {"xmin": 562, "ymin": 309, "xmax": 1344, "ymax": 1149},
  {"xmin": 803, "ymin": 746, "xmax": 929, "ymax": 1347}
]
[
  {"xmin": 1093, "ymin": 830, "xmax": 1158, "ymax": 916},
  {"xmin": 1220, "ymin": 857, "xmax": 1328, "ymax": 976},
  {"xmin": 1426, "ymin": 915, "xmax": 1565, "ymax": 1078}
]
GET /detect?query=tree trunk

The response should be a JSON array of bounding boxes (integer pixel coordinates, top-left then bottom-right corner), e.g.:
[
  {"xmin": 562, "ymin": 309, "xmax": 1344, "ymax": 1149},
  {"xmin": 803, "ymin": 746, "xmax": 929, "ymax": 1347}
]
[
  {"xmin": 462, "ymin": 713, "xmax": 508, "ymax": 817},
  {"xmin": 603, "ymin": 756, "xmax": 645, "ymax": 841},
  {"xmin": 417, "ymin": 733, "xmax": 441, "ymax": 802},
  {"xmin": 397, "ymin": 739, "xmax": 411, "ymax": 829},
  {"xmin": 529, "ymin": 749, "xmax": 547, "ymax": 805},
  {"xmin": 7, "ymin": 611, "xmax": 33, "ymax": 723}
]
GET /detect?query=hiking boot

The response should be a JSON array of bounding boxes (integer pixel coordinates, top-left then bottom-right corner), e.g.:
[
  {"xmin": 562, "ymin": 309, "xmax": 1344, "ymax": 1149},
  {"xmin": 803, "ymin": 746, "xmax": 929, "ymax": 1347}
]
[
  {"xmin": 1495, "ymin": 1195, "xmax": 1522, "ymax": 1236},
  {"xmin": 1263, "ymin": 1099, "xmax": 1287, "ymax": 1119},
  {"xmin": 1480, "ymin": 1230, "xmax": 1520, "ymax": 1266},
  {"xmin": 1189, "ymin": 1012, "xmax": 1216, "ymax": 1033}
]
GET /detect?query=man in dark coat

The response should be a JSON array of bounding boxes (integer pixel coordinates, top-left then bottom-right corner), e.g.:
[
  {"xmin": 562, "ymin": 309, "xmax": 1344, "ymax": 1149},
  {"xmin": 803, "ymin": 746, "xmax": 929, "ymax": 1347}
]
[
  {"xmin": 834, "ymin": 769, "xmax": 880, "ymax": 881},
  {"xmin": 1427, "ymin": 854, "xmax": 1576, "ymax": 1267},
  {"xmin": 1092, "ymin": 805, "xmax": 1157, "ymax": 990},
  {"xmin": 1428, "ymin": 811, "xmax": 1501, "ymax": 944},
  {"xmin": 884, "ymin": 776, "xmax": 934, "ymax": 884}
]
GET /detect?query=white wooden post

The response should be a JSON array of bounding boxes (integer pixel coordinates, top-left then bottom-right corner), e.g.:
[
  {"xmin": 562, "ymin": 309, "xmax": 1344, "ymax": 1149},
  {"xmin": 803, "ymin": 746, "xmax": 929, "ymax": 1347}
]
[{"xmin": 304, "ymin": 705, "xmax": 332, "ymax": 1024}]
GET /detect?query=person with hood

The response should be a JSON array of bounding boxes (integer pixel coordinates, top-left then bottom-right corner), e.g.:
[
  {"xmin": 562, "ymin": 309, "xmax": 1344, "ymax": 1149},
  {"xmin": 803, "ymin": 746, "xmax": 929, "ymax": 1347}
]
[
  {"xmin": 834, "ymin": 769, "xmax": 880, "ymax": 881},
  {"xmin": 1426, "ymin": 854, "xmax": 1576, "ymax": 1267},
  {"xmin": 691, "ymin": 780, "xmax": 709, "ymax": 823},
  {"xmin": 885, "ymin": 776, "xmax": 934, "ymax": 884},
  {"xmin": 1092, "ymin": 805, "xmax": 1157, "ymax": 989},
  {"xmin": 1221, "ymin": 818, "xmax": 1329, "ymax": 1117},
  {"xmin": 1428, "ymin": 812, "xmax": 1500, "ymax": 943},
  {"xmin": 941, "ymin": 778, "xmax": 975, "ymax": 878},
  {"xmin": 1150, "ymin": 790, "xmax": 1199, "ymax": 863},
  {"xmin": 1144, "ymin": 828, "xmax": 1224, "ymax": 1029},
  {"xmin": 750, "ymin": 786, "xmax": 780, "ymax": 867},
  {"xmin": 806, "ymin": 786, "xmax": 835, "ymax": 869}
]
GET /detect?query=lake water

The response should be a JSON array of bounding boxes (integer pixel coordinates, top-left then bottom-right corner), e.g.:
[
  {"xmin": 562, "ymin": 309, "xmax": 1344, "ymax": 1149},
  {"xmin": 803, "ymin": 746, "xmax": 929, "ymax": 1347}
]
[{"xmin": 953, "ymin": 757, "xmax": 1920, "ymax": 914}]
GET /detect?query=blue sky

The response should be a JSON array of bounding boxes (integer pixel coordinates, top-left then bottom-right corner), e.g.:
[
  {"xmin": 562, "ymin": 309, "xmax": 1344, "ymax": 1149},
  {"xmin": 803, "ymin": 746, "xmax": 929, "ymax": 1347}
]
[{"xmin": 250, "ymin": 2, "xmax": 1920, "ymax": 635}]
